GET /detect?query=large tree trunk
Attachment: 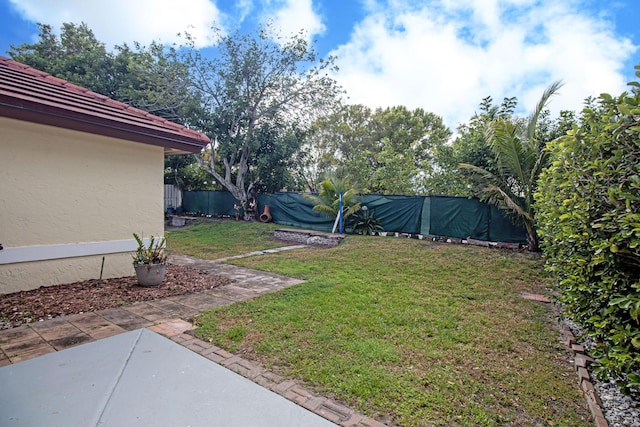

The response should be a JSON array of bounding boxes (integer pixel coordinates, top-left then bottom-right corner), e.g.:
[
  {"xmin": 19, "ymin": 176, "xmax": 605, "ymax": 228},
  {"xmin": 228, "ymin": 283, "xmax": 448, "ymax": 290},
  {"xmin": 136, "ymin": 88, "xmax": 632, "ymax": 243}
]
[{"xmin": 194, "ymin": 146, "xmax": 248, "ymax": 213}]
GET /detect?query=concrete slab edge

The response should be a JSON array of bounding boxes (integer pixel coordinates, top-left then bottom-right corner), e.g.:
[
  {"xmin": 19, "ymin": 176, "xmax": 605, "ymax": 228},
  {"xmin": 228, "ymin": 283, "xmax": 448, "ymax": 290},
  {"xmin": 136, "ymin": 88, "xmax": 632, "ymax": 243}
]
[{"xmin": 154, "ymin": 326, "xmax": 389, "ymax": 427}]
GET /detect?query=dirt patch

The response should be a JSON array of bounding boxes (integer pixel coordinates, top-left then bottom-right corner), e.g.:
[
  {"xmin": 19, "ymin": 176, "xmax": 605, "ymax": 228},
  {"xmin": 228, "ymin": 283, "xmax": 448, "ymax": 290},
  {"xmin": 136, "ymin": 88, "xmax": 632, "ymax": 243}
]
[{"xmin": 0, "ymin": 264, "xmax": 230, "ymax": 329}]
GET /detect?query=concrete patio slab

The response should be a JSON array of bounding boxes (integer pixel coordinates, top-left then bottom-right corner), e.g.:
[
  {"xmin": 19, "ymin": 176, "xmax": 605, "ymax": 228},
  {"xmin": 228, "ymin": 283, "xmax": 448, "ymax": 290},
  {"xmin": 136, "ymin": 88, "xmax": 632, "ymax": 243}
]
[
  {"xmin": 0, "ymin": 328, "xmax": 337, "ymax": 427},
  {"xmin": 0, "ymin": 254, "xmax": 386, "ymax": 427}
]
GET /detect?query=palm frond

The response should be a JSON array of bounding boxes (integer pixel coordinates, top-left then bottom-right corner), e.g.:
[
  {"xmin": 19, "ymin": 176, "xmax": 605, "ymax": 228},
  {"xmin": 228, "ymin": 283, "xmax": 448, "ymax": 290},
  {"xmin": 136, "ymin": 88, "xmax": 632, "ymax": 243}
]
[
  {"xmin": 303, "ymin": 176, "xmax": 361, "ymax": 220},
  {"xmin": 314, "ymin": 204, "xmax": 339, "ymax": 217},
  {"xmin": 488, "ymin": 119, "xmax": 529, "ymax": 187},
  {"xmin": 459, "ymin": 162, "xmax": 499, "ymax": 184},
  {"xmin": 528, "ymin": 149, "xmax": 549, "ymax": 203},
  {"xmin": 459, "ymin": 82, "xmax": 561, "ymax": 251},
  {"xmin": 459, "ymin": 162, "xmax": 526, "ymax": 221},
  {"xmin": 526, "ymin": 80, "xmax": 563, "ymax": 142},
  {"xmin": 302, "ymin": 193, "xmax": 325, "ymax": 206},
  {"xmin": 482, "ymin": 183, "xmax": 531, "ymax": 225},
  {"xmin": 343, "ymin": 202, "xmax": 362, "ymax": 219}
]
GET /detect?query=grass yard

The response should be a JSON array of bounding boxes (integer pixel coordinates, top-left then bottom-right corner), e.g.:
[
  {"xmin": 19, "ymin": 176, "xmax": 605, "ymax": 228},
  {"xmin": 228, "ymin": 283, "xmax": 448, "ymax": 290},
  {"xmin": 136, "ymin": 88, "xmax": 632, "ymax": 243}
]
[
  {"xmin": 167, "ymin": 219, "xmax": 286, "ymax": 258},
  {"xmin": 167, "ymin": 222, "xmax": 591, "ymax": 426}
]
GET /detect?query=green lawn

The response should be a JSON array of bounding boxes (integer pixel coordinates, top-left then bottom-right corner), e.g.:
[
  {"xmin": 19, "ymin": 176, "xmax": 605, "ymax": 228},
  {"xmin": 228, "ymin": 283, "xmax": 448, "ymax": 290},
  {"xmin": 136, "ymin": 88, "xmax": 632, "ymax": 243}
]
[
  {"xmin": 168, "ymin": 221, "xmax": 590, "ymax": 427},
  {"xmin": 166, "ymin": 219, "xmax": 286, "ymax": 258}
]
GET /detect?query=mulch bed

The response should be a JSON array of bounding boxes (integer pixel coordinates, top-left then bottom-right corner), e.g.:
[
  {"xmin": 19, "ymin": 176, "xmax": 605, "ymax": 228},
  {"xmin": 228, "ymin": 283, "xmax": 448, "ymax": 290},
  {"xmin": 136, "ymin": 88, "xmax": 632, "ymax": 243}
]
[{"xmin": 0, "ymin": 265, "xmax": 230, "ymax": 329}]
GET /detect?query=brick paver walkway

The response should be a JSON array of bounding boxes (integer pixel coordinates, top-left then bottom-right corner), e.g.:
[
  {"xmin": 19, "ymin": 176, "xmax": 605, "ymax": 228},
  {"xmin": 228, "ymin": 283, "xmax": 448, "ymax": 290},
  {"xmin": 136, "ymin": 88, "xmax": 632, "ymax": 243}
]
[{"xmin": 0, "ymin": 253, "xmax": 386, "ymax": 427}]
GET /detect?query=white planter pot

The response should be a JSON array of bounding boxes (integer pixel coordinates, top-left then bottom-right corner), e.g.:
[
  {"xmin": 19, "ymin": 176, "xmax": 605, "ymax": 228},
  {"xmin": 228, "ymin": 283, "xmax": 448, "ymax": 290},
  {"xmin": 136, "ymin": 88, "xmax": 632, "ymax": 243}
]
[{"xmin": 134, "ymin": 263, "xmax": 167, "ymax": 287}]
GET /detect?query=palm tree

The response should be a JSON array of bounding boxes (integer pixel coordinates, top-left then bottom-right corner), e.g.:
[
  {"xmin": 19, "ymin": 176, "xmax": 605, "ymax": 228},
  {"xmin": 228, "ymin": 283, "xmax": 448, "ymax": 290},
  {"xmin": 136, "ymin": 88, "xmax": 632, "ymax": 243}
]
[
  {"xmin": 459, "ymin": 81, "xmax": 563, "ymax": 251},
  {"xmin": 303, "ymin": 176, "xmax": 361, "ymax": 227}
]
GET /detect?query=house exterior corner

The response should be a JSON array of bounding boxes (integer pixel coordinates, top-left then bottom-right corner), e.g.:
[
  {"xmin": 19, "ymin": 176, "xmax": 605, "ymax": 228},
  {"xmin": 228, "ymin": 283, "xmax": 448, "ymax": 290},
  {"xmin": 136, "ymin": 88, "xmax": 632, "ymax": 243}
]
[{"xmin": 0, "ymin": 117, "xmax": 165, "ymax": 293}]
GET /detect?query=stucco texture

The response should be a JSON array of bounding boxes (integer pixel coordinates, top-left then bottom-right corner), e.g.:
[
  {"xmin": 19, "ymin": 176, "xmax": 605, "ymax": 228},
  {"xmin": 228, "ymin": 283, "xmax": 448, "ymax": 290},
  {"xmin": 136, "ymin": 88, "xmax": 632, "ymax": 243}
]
[{"xmin": 0, "ymin": 117, "xmax": 165, "ymax": 293}]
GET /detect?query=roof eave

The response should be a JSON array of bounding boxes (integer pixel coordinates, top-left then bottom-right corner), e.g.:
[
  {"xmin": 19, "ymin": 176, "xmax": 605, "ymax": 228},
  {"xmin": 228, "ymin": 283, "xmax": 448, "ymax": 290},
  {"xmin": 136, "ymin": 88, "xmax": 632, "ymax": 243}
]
[{"xmin": 0, "ymin": 98, "xmax": 209, "ymax": 155}]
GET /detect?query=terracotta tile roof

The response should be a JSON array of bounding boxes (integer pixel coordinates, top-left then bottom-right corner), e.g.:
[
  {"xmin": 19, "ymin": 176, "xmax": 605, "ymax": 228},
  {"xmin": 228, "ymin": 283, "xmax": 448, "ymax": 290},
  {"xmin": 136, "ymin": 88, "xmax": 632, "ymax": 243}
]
[{"xmin": 0, "ymin": 56, "xmax": 210, "ymax": 155}]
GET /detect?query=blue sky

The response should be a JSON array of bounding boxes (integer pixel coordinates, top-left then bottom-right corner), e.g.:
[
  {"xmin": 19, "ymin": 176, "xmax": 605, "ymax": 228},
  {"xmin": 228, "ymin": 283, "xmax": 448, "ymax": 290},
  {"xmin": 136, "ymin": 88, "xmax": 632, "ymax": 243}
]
[{"xmin": 1, "ymin": 0, "xmax": 638, "ymax": 129}]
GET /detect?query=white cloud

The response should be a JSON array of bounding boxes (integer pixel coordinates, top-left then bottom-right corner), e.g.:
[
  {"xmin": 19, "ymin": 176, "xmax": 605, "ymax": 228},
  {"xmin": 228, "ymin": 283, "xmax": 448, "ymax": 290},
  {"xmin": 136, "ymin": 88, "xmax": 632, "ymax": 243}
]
[
  {"xmin": 330, "ymin": 0, "xmax": 637, "ymax": 129},
  {"xmin": 7, "ymin": 0, "xmax": 635, "ymax": 129},
  {"xmin": 8, "ymin": 0, "xmax": 326, "ymax": 49},
  {"xmin": 9, "ymin": 0, "xmax": 223, "ymax": 49},
  {"xmin": 235, "ymin": 0, "xmax": 255, "ymax": 24},
  {"xmin": 264, "ymin": 0, "xmax": 326, "ymax": 42}
]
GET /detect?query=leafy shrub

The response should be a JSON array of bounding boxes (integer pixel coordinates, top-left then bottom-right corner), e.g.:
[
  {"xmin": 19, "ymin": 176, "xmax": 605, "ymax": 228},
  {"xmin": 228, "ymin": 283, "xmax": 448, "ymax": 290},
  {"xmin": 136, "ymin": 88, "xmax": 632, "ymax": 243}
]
[
  {"xmin": 536, "ymin": 65, "xmax": 640, "ymax": 394},
  {"xmin": 350, "ymin": 206, "xmax": 384, "ymax": 235}
]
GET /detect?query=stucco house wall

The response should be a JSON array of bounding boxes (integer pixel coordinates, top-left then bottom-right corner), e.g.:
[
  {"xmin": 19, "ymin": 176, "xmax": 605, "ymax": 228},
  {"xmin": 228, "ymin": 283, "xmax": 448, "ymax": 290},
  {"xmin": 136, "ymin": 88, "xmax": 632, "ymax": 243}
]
[
  {"xmin": 0, "ymin": 56, "xmax": 209, "ymax": 294},
  {"xmin": 0, "ymin": 117, "xmax": 165, "ymax": 293}
]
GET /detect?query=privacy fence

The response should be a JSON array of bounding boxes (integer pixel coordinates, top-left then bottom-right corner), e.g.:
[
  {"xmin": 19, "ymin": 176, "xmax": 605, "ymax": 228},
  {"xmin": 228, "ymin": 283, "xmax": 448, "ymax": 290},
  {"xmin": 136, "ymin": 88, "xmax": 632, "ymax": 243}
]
[
  {"xmin": 164, "ymin": 184, "xmax": 182, "ymax": 211},
  {"xmin": 181, "ymin": 191, "xmax": 527, "ymax": 244}
]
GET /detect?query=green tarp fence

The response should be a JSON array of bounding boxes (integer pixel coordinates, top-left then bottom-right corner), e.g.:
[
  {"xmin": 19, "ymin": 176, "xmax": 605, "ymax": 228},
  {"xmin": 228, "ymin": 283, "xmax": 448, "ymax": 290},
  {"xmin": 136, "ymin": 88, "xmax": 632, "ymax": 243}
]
[
  {"xmin": 425, "ymin": 197, "xmax": 525, "ymax": 242},
  {"xmin": 488, "ymin": 205, "xmax": 528, "ymax": 243},
  {"xmin": 426, "ymin": 197, "xmax": 489, "ymax": 240},
  {"xmin": 362, "ymin": 194, "xmax": 423, "ymax": 234},
  {"xmin": 182, "ymin": 191, "xmax": 527, "ymax": 243},
  {"xmin": 182, "ymin": 191, "xmax": 239, "ymax": 217},
  {"xmin": 258, "ymin": 192, "xmax": 333, "ymax": 232}
]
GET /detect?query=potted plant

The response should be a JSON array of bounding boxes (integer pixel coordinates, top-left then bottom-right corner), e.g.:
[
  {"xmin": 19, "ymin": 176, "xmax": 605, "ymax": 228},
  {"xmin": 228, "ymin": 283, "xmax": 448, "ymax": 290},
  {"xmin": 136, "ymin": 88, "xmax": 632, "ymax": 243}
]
[{"xmin": 132, "ymin": 233, "xmax": 167, "ymax": 286}]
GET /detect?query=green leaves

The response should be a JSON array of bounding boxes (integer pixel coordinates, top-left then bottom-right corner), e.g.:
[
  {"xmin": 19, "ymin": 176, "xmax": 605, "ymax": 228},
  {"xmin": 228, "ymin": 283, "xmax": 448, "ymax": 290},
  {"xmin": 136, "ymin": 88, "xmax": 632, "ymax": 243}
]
[
  {"xmin": 350, "ymin": 207, "xmax": 384, "ymax": 236},
  {"xmin": 536, "ymin": 63, "xmax": 640, "ymax": 395},
  {"xmin": 459, "ymin": 82, "xmax": 563, "ymax": 251},
  {"xmin": 9, "ymin": 23, "xmax": 200, "ymax": 123},
  {"xmin": 132, "ymin": 233, "xmax": 167, "ymax": 265},
  {"xmin": 304, "ymin": 104, "xmax": 451, "ymax": 195},
  {"xmin": 186, "ymin": 23, "xmax": 343, "ymax": 206},
  {"xmin": 303, "ymin": 176, "xmax": 362, "ymax": 224}
]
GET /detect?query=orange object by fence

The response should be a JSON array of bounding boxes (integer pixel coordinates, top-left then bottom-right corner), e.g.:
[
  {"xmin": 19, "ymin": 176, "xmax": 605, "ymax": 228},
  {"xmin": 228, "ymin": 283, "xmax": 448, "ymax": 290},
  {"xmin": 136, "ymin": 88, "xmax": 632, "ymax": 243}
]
[{"xmin": 260, "ymin": 205, "xmax": 272, "ymax": 223}]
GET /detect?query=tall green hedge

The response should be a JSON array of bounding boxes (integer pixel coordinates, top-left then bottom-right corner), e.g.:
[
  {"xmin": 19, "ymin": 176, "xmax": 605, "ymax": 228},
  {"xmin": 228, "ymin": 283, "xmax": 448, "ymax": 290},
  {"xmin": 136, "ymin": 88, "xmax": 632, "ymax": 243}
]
[{"xmin": 536, "ymin": 65, "xmax": 640, "ymax": 394}]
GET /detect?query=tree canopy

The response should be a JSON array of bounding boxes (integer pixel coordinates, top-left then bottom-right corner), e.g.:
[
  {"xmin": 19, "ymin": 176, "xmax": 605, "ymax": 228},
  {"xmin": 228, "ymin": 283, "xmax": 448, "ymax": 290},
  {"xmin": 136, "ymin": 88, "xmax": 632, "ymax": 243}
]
[
  {"xmin": 10, "ymin": 23, "xmax": 115, "ymax": 97},
  {"xmin": 304, "ymin": 104, "xmax": 451, "ymax": 195},
  {"xmin": 8, "ymin": 22, "xmax": 342, "ymax": 202},
  {"xmin": 8, "ymin": 21, "xmax": 576, "ymax": 213},
  {"xmin": 182, "ymin": 25, "xmax": 344, "ymax": 214},
  {"xmin": 9, "ymin": 22, "xmax": 202, "ymax": 124}
]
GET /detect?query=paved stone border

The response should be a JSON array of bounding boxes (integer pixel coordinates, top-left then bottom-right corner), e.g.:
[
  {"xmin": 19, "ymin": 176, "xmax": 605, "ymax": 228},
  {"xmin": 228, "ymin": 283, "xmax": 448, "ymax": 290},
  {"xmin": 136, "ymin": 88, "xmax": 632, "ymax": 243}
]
[
  {"xmin": 3, "ymin": 249, "xmax": 600, "ymax": 426},
  {"xmin": 274, "ymin": 229, "xmax": 345, "ymax": 247},
  {"xmin": 375, "ymin": 232, "xmax": 523, "ymax": 250},
  {"xmin": 149, "ymin": 321, "xmax": 387, "ymax": 427},
  {"xmin": 0, "ymin": 251, "xmax": 385, "ymax": 426},
  {"xmin": 212, "ymin": 245, "xmax": 308, "ymax": 263},
  {"xmin": 558, "ymin": 317, "xmax": 609, "ymax": 427}
]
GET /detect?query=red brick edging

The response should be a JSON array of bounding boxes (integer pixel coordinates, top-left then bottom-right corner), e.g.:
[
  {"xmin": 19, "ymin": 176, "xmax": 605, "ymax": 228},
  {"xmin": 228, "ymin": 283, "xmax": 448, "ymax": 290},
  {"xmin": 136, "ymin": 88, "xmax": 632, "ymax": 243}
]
[
  {"xmin": 523, "ymin": 295, "xmax": 609, "ymax": 427},
  {"xmin": 150, "ymin": 320, "xmax": 387, "ymax": 427},
  {"xmin": 558, "ymin": 321, "xmax": 609, "ymax": 427},
  {"xmin": 152, "ymin": 308, "xmax": 612, "ymax": 427}
]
